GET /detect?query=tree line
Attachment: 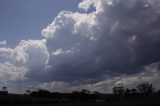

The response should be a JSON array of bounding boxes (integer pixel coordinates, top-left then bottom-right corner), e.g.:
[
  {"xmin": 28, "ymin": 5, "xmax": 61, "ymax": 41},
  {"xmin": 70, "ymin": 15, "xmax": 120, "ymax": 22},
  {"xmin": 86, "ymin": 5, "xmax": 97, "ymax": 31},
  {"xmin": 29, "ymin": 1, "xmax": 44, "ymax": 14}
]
[
  {"xmin": 113, "ymin": 83, "xmax": 156, "ymax": 97},
  {"xmin": 0, "ymin": 83, "xmax": 160, "ymax": 104}
]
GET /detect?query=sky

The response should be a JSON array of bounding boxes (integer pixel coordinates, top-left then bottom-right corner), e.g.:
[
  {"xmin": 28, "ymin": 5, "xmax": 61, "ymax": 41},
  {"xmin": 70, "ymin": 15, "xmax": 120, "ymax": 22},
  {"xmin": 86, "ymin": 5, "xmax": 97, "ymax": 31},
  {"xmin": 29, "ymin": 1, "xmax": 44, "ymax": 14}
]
[
  {"xmin": 1, "ymin": 0, "xmax": 160, "ymax": 93},
  {"xmin": 0, "ymin": 0, "xmax": 81, "ymax": 47}
]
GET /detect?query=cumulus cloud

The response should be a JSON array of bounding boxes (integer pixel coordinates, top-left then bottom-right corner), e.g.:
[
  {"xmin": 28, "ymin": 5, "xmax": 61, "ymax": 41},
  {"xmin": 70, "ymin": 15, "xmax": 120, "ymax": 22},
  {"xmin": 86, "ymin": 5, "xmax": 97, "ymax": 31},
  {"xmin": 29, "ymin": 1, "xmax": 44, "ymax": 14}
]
[
  {"xmin": 78, "ymin": 0, "xmax": 95, "ymax": 11},
  {"xmin": 0, "ymin": 62, "xmax": 26, "ymax": 81},
  {"xmin": 41, "ymin": 0, "xmax": 160, "ymax": 85},
  {"xmin": 13, "ymin": 39, "xmax": 49, "ymax": 67},
  {"xmin": 0, "ymin": 48, "xmax": 13, "ymax": 58},
  {"xmin": 0, "ymin": 39, "xmax": 49, "ymax": 87},
  {"xmin": 11, "ymin": 39, "xmax": 50, "ymax": 81},
  {"xmin": 1, "ymin": 0, "xmax": 160, "ymax": 93}
]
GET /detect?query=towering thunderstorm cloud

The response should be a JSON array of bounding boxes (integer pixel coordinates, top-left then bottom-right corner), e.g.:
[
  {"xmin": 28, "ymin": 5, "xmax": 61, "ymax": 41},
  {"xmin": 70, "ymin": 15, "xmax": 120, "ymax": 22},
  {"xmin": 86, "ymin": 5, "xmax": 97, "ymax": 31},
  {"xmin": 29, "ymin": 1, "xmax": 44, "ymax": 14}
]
[
  {"xmin": 1, "ymin": 0, "xmax": 160, "ymax": 93},
  {"xmin": 42, "ymin": 0, "xmax": 160, "ymax": 81}
]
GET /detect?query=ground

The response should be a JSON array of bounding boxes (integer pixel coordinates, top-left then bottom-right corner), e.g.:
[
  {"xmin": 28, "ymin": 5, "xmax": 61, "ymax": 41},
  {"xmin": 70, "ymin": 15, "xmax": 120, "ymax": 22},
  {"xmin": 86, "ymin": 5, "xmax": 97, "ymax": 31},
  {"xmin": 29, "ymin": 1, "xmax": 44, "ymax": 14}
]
[{"xmin": 6, "ymin": 98, "xmax": 160, "ymax": 106}]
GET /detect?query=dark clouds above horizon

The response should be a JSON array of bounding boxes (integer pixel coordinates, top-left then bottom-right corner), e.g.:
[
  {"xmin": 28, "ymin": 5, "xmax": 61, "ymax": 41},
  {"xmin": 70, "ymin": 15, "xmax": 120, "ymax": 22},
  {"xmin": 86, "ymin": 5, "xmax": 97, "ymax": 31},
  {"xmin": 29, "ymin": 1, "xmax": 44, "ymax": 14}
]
[{"xmin": 1, "ymin": 0, "xmax": 160, "ymax": 93}]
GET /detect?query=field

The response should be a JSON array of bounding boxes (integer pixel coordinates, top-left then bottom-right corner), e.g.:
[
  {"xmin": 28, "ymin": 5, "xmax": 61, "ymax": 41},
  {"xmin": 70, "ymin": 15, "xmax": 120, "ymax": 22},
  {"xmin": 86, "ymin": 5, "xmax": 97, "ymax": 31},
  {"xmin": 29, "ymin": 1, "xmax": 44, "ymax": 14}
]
[{"xmin": 5, "ymin": 98, "xmax": 160, "ymax": 106}]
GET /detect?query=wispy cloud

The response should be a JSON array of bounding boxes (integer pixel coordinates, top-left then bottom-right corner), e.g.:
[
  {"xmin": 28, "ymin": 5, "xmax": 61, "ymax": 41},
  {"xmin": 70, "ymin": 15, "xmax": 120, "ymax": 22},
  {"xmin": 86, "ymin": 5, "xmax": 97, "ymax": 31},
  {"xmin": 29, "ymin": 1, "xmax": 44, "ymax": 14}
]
[{"xmin": 0, "ymin": 40, "xmax": 7, "ymax": 46}]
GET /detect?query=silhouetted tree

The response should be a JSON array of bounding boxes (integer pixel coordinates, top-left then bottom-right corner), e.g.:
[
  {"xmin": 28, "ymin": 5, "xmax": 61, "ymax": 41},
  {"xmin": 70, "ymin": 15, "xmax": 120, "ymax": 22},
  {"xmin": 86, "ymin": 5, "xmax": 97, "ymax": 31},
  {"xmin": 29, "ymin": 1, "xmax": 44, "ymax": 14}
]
[
  {"xmin": 81, "ymin": 89, "xmax": 90, "ymax": 94},
  {"xmin": 30, "ymin": 89, "xmax": 51, "ymax": 98},
  {"xmin": 80, "ymin": 89, "xmax": 91, "ymax": 102},
  {"xmin": 113, "ymin": 87, "xmax": 124, "ymax": 96},
  {"xmin": 130, "ymin": 89, "xmax": 137, "ymax": 96},
  {"xmin": 137, "ymin": 83, "xmax": 154, "ymax": 96},
  {"xmin": 92, "ymin": 91, "xmax": 99, "ymax": 102},
  {"xmin": 124, "ymin": 88, "xmax": 131, "ymax": 98},
  {"xmin": 71, "ymin": 91, "xmax": 80, "ymax": 102},
  {"xmin": 2, "ymin": 87, "xmax": 6, "ymax": 91},
  {"xmin": 93, "ymin": 91, "xmax": 99, "ymax": 95},
  {"xmin": 0, "ymin": 86, "xmax": 8, "ymax": 96},
  {"xmin": 157, "ymin": 89, "xmax": 160, "ymax": 96},
  {"xmin": 25, "ymin": 90, "xmax": 31, "ymax": 95}
]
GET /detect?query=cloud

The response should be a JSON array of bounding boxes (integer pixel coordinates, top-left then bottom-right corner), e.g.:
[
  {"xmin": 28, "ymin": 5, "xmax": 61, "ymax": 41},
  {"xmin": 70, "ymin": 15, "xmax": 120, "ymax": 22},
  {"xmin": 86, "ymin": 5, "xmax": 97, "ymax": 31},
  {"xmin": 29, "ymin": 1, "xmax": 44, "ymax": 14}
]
[
  {"xmin": 41, "ymin": 0, "xmax": 160, "ymax": 84},
  {"xmin": 78, "ymin": 0, "xmax": 95, "ymax": 11},
  {"xmin": 0, "ymin": 47, "xmax": 13, "ymax": 58},
  {"xmin": 0, "ymin": 62, "xmax": 26, "ymax": 81},
  {"xmin": 22, "ymin": 63, "xmax": 160, "ymax": 93},
  {"xmin": 0, "ymin": 39, "xmax": 49, "ymax": 85},
  {"xmin": 13, "ymin": 39, "xmax": 49, "ymax": 67},
  {"xmin": 52, "ymin": 48, "xmax": 75, "ymax": 56},
  {"xmin": 1, "ymin": 0, "xmax": 160, "ymax": 93},
  {"xmin": 0, "ymin": 40, "xmax": 7, "ymax": 46}
]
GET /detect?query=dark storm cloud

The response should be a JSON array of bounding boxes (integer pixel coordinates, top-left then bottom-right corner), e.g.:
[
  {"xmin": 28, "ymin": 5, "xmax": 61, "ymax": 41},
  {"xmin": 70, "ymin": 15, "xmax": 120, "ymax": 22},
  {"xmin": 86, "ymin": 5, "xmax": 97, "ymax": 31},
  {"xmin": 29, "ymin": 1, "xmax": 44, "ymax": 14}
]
[
  {"xmin": 41, "ymin": 0, "xmax": 160, "ymax": 83},
  {"xmin": 94, "ymin": 0, "xmax": 160, "ymax": 72}
]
